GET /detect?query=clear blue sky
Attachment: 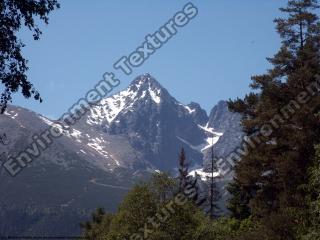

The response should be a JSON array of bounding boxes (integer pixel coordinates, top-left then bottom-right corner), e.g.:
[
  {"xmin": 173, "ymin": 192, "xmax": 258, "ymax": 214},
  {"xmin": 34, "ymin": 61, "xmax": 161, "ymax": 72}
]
[{"xmin": 14, "ymin": 0, "xmax": 287, "ymax": 119}]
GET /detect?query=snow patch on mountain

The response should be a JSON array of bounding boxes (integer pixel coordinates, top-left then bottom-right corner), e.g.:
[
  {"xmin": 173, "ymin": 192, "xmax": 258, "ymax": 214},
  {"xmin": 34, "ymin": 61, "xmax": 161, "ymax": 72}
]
[
  {"xmin": 86, "ymin": 74, "xmax": 164, "ymax": 126},
  {"xmin": 198, "ymin": 124, "xmax": 223, "ymax": 136},
  {"xmin": 178, "ymin": 103, "xmax": 197, "ymax": 114},
  {"xmin": 189, "ymin": 168, "xmax": 220, "ymax": 181},
  {"xmin": 202, "ymin": 135, "xmax": 222, "ymax": 152},
  {"xmin": 79, "ymin": 149, "xmax": 87, "ymax": 155},
  {"xmin": 149, "ymin": 86, "xmax": 161, "ymax": 104},
  {"xmin": 177, "ymin": 124, "xmax": 224, "ymax": 154},
  {"xmin": 184, "ymin": 105, "xmax": 196, "ymax": 114},
  {"xmin": 197, "ymin": 124, "xmax": 224, "ymax": 152},
  {"xmin": 88, "ymin": 87, "xmax": 139, "ymax": 125},
  {"xmin": 177, "ymin": 136, "xmax": 204, "ymax": 152},
  {"xmin": 70, "ymin": 129, "xmax": 82, "ymax": 139},
  {"xmin": 39, "ymin": 116, "xmax": 54, "ymax": 125},
  {"xmin": 4, "ymin": 110, "xmax": 18, "ymax": 119}
]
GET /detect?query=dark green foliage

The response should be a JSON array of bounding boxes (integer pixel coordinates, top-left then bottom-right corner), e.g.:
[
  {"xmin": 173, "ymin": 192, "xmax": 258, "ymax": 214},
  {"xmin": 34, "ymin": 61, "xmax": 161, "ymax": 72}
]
[
  {"xmin": 178, "ymin": 147, "xmax": 188, "ymax": 192},
  {"xmin": 227, "ymin": 180, "xmax": 251, "ymax": 220},
  {"xmin": 81, "ymin": 173, "xmax": 256, "ymax": 240},
  {"xmin": 228, "ymin": 0, "xmax": 320, "ymax": 223},
  {"xmin": 0, "ymin": 0, "xmax": 60, "ymax": 113},
  {"xmin": 80, "ymin": 209, "xmax": 113, "ymax": 240},
  {"xmin": 81, "ymin": 173, "xmax": 207, "ymax": 239},
  {"xmin": 149, "ymin": 171, "xmax": 176, "ymax": 202},
  {"xmin": 225, "ymin": 0, "xmax": 320, "ymax": 239},
  {"xmin": 149, "ymin": 201, "xmax": 206, "ymax": 240},
  {"xmin": 107, "ymin": 184, "xmax": 158, "ymax": 239},
  {"xmin": 301, "ymin": 144, "xmax": 320, "ymax": 239}
]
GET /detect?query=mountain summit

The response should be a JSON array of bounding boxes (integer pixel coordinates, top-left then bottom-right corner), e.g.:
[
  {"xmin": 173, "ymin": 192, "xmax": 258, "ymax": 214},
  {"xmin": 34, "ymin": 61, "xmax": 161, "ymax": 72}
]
[
  {"xmin": 85, "ymin": 74, "xmax": 167, "ymax": 126},
  {"xmin": 81, "ymin": 74, "xmax": 208, "ymax": 170}
]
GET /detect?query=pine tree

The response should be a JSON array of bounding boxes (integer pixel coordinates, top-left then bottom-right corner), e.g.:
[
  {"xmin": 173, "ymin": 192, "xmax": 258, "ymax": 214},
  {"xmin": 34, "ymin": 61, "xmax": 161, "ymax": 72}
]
[
  {"xmin": 178, "ymin": 147, "xmax": 188, "ymax": 193},
  {"xmin": 275, "ymin": 0, "xmax": 320, "ymax": 51},
  {"xmin": 228, "ymin": 0, "xmax": 320, "ymax": 221},
  {"xmin": 227, "ymin": 179, "xmax": 251, "ymax": 220},
  {"xmin": 208, "ymin": 145, "xmax": 220, "ymax": 219}
]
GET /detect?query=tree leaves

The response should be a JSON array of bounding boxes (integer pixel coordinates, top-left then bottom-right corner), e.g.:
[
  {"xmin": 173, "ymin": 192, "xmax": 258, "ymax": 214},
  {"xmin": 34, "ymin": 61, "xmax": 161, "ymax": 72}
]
[{"xmin": 0, "ymin": 0, "xmax": 59, "ymax": 113}]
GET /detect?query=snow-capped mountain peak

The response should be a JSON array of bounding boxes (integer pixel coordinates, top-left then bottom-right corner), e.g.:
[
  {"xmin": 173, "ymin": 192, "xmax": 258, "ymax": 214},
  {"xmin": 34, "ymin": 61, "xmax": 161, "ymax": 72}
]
[
  {"xmin": 86, "ymin": 74, "xmax": 165, "ymax": 125},
  {"xmin": 69, "ymin": 74, "xmax": 242, "ymax": 171},
  {"xmin": 131, "ymin": 74, "xmax": 162, "ymax": 104}
]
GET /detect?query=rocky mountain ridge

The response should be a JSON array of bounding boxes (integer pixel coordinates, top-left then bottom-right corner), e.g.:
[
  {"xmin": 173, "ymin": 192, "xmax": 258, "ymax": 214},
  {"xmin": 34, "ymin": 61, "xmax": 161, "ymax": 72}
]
[{"xmin": 0, "ymin": 74, "xmax": 243, "ymax": 235}]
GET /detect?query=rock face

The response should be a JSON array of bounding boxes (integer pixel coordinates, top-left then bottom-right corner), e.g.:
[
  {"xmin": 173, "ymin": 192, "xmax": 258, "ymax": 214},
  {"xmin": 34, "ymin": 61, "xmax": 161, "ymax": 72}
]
[
  {"xmin": 186, "ymin": 102, "xmax": 209, "ymax": 126},
  {"xmin": 205, "ymin": 100, "xmax": 244, "ymax": 162},
  {"xmin": 0, "ymin": 74, "xmax": 243, "ymax": 236},
  {"xmin": 80, "ymin": 74, "xmax": 206, "ymax": 171},
  {"xmin": 201, "ymin": 101, "xmax": 244, "ymax": 214}
]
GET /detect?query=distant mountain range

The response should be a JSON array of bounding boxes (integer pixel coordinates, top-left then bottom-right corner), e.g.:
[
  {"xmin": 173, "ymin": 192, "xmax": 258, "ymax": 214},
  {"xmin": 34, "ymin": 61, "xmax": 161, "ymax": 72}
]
[{"xmin": 0, "ymin": 74, "xmax": 243, "ymax": 236}]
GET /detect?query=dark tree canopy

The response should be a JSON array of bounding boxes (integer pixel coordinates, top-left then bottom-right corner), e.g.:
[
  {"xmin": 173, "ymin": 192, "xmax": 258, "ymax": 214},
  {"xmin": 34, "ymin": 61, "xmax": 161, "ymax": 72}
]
[
  {"xmin": 275, "ymin": 0, "xmax": 320, "ymax": 51},
  {"xmin": 0, "ymin": 0, "xmax": 60, "ymax": 113},
  {"xmin": 228, "ymin": 0, "xmax": 320, "ymax": 231}
]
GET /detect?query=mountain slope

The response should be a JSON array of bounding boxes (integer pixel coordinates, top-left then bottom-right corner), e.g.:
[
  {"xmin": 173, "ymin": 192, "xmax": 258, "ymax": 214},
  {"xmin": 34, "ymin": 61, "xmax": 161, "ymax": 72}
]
[
  {"xmin": 72, "ymin": 74, "xmax": 209, "ymax": 171},
  {"xmin": 0, "ymin": 74, "xmax": 243, "ymax": 235}
]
